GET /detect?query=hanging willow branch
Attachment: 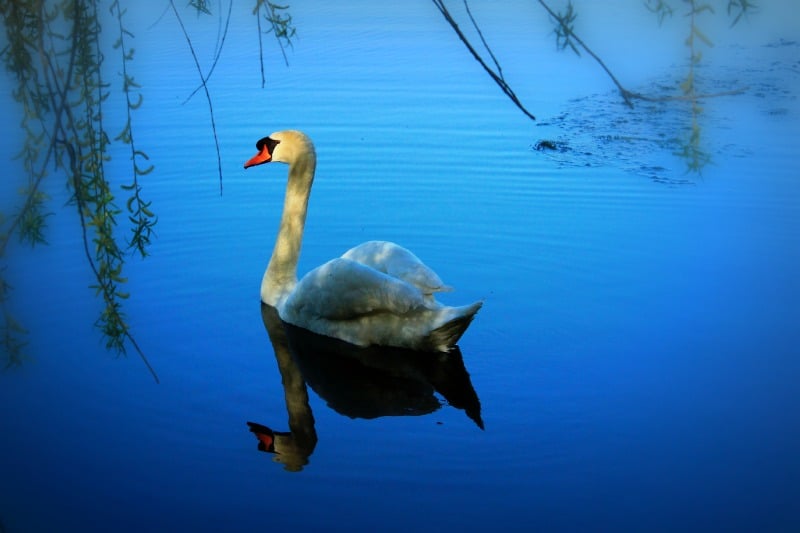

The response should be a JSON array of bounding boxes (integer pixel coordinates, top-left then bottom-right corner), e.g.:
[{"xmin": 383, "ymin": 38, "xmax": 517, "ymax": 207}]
[
  {"xmin": 60, "ymin": 139, "xmax": 159, "ymax": 382},
  {"xmin": 111, "ymin": 0, "xmax": 158, "ymax": 257},
  {"xmin": 254, "ymin": 0, "xmax": 297, "ymax": 88},
  {"xmin": 0, "ymin": 0, "xmax": 158, "ymax": 382},
  {"xmin": 2, "ymin": 1, "xmax": 299, "ymax": 376},
  {"xmin": 0, "ymin": 0, "xmax": 78, "ymax": 368}
]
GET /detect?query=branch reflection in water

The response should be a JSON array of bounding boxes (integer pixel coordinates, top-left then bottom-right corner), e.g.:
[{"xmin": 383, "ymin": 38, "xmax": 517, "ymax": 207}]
[{"xmin": 249, "ymin": 304, "xmax": 483, "ymax": 471}]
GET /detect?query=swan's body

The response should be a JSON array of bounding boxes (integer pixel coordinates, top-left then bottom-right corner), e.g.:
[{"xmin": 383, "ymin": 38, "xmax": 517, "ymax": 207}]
[{"xmin": 244, "ymin": 130, "xmax": 481, "ymax": 351}]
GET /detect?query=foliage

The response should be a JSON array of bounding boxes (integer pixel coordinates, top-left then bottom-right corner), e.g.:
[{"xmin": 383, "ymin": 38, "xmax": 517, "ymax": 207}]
[
  {"xmin": 676, "ymin": 0, "xmax": 716, "ymax": 172},
  {"xmin": 0, "ymin": 0, "xmax": 757, "ymax": 377},
  {"xmin": 644, "ymin": 0, "xmax": 757, "ymax": 172},
  {"xmin": 189, "ymin": 0, "xmax": 213, "ymax": 16},
  {"xmin": 0, "ymin": 0, "xmax": 159, "ymax": 380},
  {"xmin": 436, "ymin": 0, "xmax": 757, "ymax": 175},
  {"xmin": 0, "ymin": 1, "xmax": 295, "ymax": 379},
  {"xmin": 254, "ymin": 1, "xmax": 297, "ymax": 87},
  {"xmin": 112, "ymin": 0, "xmax": 157, "ymax": 257},
  {"xmin": 1, "ymin": 274, "xmax": 27, "ymax": 369},
  {"xmin": 727, "ymin": 0, "xmax": 757, "ymax": 26},
  {"xmin": 552, "ymin": 1, "xmax": 579, "ymax": 55}
]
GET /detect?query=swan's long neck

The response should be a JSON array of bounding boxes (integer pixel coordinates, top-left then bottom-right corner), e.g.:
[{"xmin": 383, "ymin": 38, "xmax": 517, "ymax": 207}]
[{"xmin": 261, "ymin": 152, "xmax": 316, "ymax": 306}]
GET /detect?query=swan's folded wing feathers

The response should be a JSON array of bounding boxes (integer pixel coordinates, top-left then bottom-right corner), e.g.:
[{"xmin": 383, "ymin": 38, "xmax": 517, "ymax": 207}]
[
  {"xmin": 341, "ymin": 241, "xmax": 451, "ymax": 294},
  {"xmin": 282, "ymin": 258, "xmax": 429, "ymax": 321}
]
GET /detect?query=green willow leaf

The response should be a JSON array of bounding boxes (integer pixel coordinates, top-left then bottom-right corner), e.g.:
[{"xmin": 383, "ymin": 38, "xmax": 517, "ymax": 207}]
[
  {"xmin": 693, "ymin": 26, "xmax": 714, "ymax": 47},
  {"xmin": 134, "ymin": 165, "xmax": 154, "ymax": 176}
]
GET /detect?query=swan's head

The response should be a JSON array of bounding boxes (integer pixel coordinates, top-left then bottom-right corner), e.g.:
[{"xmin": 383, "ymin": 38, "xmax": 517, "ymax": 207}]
[{"xmin": 243, "ymin": 130, "xmax": 315, "ymax": 169}]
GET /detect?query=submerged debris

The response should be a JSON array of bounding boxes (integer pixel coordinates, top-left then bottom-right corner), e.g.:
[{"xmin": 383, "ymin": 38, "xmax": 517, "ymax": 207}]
[{"xmin": 533, "ymin": 139, "xmax": 567, "ymax": 152}]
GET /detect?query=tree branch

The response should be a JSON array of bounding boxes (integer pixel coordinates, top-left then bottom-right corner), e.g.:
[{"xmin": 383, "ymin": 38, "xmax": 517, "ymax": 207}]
[
  {"xmin": 537, "ymin": 0, "xmax": 748, "ymax": 106},
  {"xmin": 537, "ymin": 0, "xmax": 639, "ymax": 107},
  {"xmin": 432, "ymin": 0, "xmax": 536, "ymax": 120},
  {"xmin": 170, "ymin": 0, "xmax": 224, "ymax": 195}
]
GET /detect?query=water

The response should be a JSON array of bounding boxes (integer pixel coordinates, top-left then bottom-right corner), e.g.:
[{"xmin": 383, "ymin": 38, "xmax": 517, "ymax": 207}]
[{"xmin": 1, "ymin": 2, "xmax": 799, "ymax": 530}]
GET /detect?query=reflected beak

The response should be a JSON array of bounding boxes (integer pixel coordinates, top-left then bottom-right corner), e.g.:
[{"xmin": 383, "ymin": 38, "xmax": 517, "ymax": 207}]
[
  {"xmin": 244, "ymin": 145, "xmax": 272, "ymax": 169},
  {"xmin": 255, "ymin": 432, "xmax": 275, "ymax": 452},
  {"xmin": 247, "ymin": 421, "xmax": 276, "ymax": 453}
]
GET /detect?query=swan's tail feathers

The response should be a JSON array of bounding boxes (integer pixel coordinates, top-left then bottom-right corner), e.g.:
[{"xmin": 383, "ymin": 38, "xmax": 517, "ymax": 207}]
[{"xmin": 428, "ymin": 301, "xmax": 483, "ymax": 352}]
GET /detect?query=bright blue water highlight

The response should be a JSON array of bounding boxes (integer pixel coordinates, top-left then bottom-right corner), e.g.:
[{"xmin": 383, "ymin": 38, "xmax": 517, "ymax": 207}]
[{"xmin": 1, "ymin": 2, "xmax": 798, "ymax": 531}]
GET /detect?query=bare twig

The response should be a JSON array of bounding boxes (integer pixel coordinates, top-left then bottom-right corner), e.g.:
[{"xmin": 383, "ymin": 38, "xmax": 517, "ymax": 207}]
[
  {"xmin": 463, "ymin": 0, "xmax": 502, "ymax": 76},
  {"xmin": 183, "ymin": 0, "xmax": 233, "ymax": 104},
  {"xmin": 170, "ymin": 0, "xmax": 224, "ymax": 195},
  {"xmin": 256, "ymin": 2, "xmax": 266, "ymax": 88},
  {"xmin": 432, "ymin": 0, "xmax": 536, "ymax": 120}
]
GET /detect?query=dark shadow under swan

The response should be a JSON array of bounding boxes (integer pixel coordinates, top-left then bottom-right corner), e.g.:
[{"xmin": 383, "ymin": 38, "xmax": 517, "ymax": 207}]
[{"xmin": 247, "ymin": 304, "xmax": 483, "ymax": 471}]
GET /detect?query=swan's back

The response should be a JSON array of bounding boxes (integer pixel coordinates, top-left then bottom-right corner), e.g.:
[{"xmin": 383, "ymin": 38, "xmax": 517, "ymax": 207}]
[
  {"xmin": 341, "ymin": 241, "xmax": 452, "ymax": 295},
  {"xmin": 279, "ymin": 243, "xmax": 482, "ymax": 351}
]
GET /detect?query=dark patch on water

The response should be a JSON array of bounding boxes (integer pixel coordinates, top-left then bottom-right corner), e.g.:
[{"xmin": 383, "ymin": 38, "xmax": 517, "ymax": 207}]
[
  {"xmin": 533, "ymin": 139, "xmax": 568, "ymax": 152},
  {"xmin": 532, "ymin": 40, "xmax": 799, "ymax": 185}
]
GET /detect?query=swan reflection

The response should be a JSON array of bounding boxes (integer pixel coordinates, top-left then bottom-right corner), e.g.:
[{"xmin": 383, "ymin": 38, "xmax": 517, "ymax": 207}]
[{"xmin": 248, "ymin": 304, "xmax": 483, "ymax": 471}]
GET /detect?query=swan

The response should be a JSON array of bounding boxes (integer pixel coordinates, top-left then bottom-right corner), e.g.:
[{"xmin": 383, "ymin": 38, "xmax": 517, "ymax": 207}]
[{"xmin": 244, "ymin": 130, "xmax": 481, "ymax": 351}]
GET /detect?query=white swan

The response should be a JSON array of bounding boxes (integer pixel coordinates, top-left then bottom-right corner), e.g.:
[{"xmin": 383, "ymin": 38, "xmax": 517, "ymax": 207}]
[{"xmin": 244, "ymin": 130, "xmax": 481, "ymax": 351}]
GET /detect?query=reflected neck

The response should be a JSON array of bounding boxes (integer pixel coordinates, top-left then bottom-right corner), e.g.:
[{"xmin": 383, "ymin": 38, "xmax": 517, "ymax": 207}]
[{"xmin": 261, "ymin": 154, "xmax": 316, "ymax": 306}]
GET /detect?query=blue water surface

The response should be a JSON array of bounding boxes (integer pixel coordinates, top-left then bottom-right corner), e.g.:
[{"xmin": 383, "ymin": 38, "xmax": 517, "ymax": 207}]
[{"xmin": 1, "ymin": 1, "xmax": 798, "ymax": 531}]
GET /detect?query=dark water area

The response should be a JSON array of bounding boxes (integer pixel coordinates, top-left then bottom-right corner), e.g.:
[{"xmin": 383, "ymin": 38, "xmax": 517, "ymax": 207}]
[{"xmin": 1, "ymin": 1, "xmax": 799, "ymax": 531}]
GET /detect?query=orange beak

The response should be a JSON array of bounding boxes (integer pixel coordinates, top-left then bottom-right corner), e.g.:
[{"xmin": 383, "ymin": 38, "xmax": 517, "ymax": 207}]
[
  {"xmin": 244, "ymin": 145, "xmax": 272, "ymax": 169},
  {"xmin": 255, "ymin": 432, "xmax": 275, "ymax": 452},
  {"xmin": 247, "ymin": 421, "xmax": 277, "ymax": 453}
]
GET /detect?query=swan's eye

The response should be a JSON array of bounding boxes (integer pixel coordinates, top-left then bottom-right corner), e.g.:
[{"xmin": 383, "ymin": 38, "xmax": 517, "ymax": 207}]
[{"xmin": 256, "ymin": 137, "xmax": 281, "ymax": 153}]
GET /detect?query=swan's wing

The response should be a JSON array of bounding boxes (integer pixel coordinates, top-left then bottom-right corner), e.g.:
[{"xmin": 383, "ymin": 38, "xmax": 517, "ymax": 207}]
[
  {"xmin": 282, "ymin": 257, "xmax": 430, "ymax": 321},
  {"xmin": 341, "ymin": 241, "xmax": 452, "ymax": 294}
]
